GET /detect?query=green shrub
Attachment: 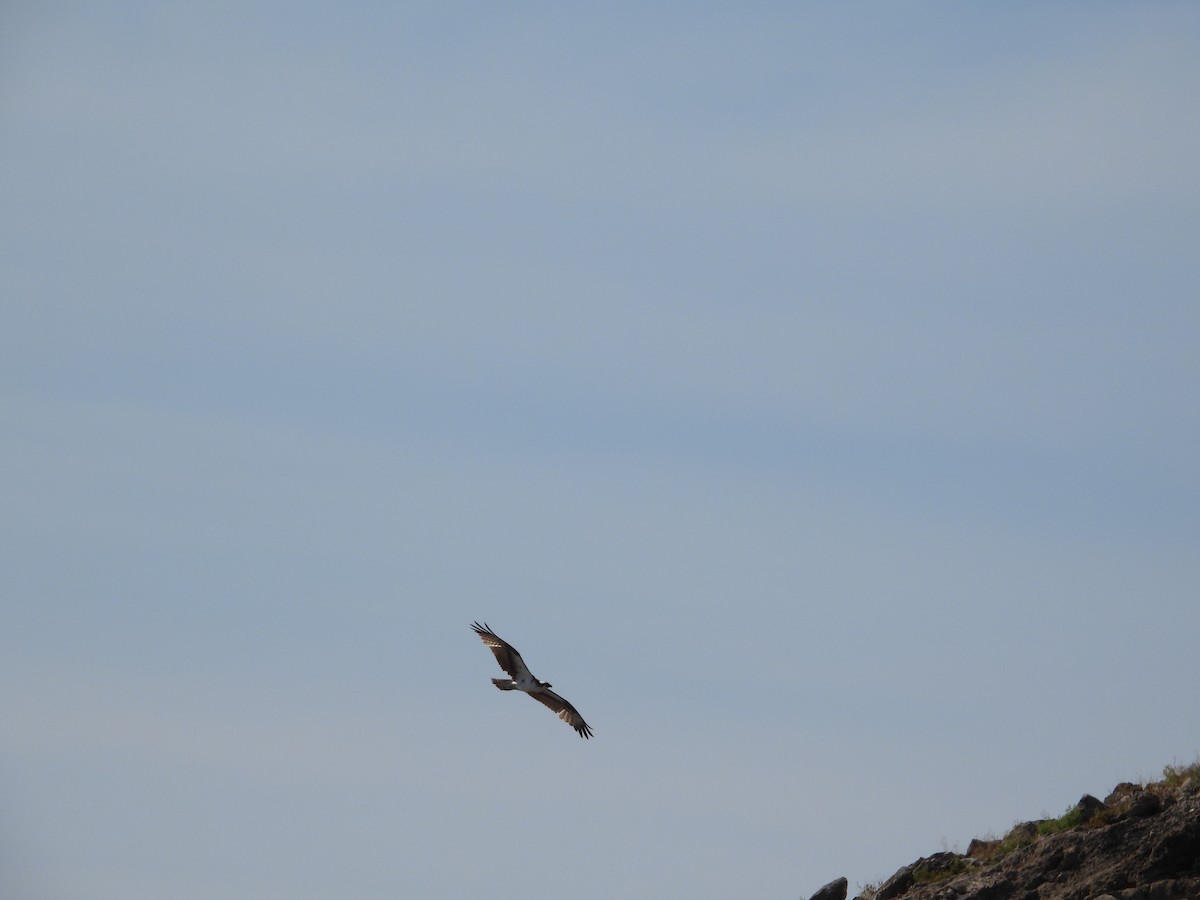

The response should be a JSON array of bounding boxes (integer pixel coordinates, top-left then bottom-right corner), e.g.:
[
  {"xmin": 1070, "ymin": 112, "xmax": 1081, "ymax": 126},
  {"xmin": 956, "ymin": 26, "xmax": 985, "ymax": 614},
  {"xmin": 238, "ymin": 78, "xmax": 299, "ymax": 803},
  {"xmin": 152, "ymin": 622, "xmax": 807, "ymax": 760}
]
[
  {"xmin": 1161, "ymin": 758, "xmax": 1200, "ymax": 787},
  {"xmin": 1036, "ymin": 806, "xmax": 1086, "ymax": 837}
]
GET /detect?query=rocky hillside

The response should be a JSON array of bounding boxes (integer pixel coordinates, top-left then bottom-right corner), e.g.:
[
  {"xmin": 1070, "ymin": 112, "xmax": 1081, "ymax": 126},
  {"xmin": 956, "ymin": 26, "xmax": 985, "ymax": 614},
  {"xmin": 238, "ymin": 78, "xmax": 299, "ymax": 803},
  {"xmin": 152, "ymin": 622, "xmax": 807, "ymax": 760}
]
[{"xmin": 805, "ymin": 761, "xmax": 1200, "ymax": 900}]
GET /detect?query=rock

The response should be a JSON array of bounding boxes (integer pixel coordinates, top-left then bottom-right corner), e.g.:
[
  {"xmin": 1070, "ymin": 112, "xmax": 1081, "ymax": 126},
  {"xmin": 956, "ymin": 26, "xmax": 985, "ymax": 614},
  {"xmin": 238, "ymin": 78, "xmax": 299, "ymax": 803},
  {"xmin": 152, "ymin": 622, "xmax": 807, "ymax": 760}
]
[
  {"xmin": 1076, "ymin": 793, "xmax": 1107, "ymax": 823},
  {"xmin": 1128, "ymin": 791, "xmax": 1162, "ymax": 819},
  {"xmin": 1106, "ymin": 783, "xmax": 1141, "ymax": 806},
  {"xmin": 875, "ymin": 862, "xmax": 915, "ymax": 900},
  {"xmin": 966, "ymin": 837, "xmax": 999, "ymax": 860},
  {"xmin": 808, "ymin": 875, "xmax": 848, "ymax": 900},
  {"xmin": 1007, "ymin": 821, "xmax": 1040, "ymax": 842},
  {"xmin": 858, "ymin": 774, "xmax": 1200, "ymax": 900},
  {"xmin": 912, "ymin": 851, "xmax": 970, "ymax": 880},
  {"xmin": 1146, "ymin": 815, "xmax": 1200, "ymax": 879}
]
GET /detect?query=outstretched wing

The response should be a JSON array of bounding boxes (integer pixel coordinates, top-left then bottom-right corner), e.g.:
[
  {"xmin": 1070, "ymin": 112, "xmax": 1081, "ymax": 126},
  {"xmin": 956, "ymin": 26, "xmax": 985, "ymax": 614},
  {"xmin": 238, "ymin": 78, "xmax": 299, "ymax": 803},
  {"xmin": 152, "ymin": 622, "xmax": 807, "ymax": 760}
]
[
  {"xmin": 471, "ymin": 622, "xmax": 533, "ymax": 681},
  {"xmin": 530, "ymin": 688, "xmax": 593, "ymax": 739}
]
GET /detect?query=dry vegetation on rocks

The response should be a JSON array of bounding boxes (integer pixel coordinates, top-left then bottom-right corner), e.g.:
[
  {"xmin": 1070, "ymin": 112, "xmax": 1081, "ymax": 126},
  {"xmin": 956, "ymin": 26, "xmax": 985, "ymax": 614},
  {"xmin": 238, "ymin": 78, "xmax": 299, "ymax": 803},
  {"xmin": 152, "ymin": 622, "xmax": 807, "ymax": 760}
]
[{"xmin": 822, "ymin": 760, "xmax": 1200, "ymax": 900}]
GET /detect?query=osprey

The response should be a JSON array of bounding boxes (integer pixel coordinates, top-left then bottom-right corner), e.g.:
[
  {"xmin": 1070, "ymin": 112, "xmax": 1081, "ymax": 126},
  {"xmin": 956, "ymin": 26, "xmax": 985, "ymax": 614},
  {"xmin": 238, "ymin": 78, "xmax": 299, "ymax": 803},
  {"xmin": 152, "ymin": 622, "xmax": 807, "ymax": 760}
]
[{"xmin": 471, "ymin": 622, "xmax": 593, "ymax": 739}]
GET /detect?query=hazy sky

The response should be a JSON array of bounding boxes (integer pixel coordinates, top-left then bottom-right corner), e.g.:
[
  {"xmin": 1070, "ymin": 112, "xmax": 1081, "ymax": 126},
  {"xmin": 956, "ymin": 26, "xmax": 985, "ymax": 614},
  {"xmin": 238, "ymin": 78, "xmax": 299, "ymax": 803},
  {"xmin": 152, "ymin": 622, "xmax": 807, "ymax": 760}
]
[{"xmin": 3, "ymin": 4, "xmax": 1198, "ymax": 899}]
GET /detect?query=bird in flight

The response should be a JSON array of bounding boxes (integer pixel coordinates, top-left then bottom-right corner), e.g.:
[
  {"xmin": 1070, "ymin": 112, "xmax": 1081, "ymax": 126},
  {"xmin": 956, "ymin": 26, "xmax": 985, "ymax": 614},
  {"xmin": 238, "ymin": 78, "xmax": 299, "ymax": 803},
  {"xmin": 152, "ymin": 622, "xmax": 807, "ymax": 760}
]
[{"xmin": 471, "ymin": 622, "xmax": 593, "ymax": 739}]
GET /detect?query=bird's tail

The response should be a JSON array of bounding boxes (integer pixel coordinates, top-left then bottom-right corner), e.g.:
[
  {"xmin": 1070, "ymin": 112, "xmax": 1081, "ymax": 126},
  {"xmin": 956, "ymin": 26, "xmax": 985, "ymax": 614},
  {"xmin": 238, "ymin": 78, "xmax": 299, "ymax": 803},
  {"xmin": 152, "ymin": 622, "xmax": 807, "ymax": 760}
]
[{"xmin": 491, "ymin": 678, "xmax": 516, "ymax": 690}]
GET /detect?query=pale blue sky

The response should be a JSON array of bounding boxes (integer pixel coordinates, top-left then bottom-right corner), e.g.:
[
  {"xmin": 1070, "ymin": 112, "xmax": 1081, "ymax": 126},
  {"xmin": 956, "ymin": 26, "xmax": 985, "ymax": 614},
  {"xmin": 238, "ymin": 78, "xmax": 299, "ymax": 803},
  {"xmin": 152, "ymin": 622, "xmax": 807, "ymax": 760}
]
[{"xmin": 3, "ymin": 4, "xmax": 1198, "ymax": 899}]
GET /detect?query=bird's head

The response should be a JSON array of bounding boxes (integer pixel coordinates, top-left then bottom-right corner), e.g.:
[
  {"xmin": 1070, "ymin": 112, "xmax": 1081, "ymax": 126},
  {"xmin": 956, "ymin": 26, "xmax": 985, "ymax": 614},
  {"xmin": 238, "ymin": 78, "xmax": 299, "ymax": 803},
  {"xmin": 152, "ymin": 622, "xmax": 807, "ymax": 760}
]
[{"xmin": 539, "ymin": 680, "xmax": 552, "ymax": 688}]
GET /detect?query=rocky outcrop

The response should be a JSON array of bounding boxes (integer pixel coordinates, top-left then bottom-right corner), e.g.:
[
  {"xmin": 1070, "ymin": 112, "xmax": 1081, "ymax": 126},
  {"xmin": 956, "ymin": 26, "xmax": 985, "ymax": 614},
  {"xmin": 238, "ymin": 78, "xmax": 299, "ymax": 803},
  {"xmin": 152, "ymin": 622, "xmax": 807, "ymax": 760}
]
[
  {"xmin": 808, "ymin": 876, "xmax": 848, "ymax": 900},
  {"xmin": 836, "ymin": 768, "xmax": 1200, "ymax": 900}
]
